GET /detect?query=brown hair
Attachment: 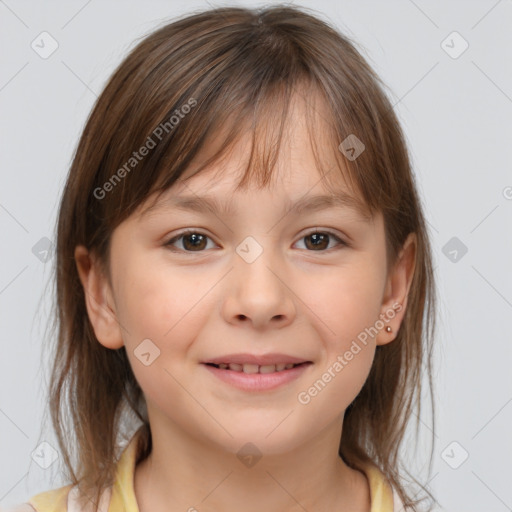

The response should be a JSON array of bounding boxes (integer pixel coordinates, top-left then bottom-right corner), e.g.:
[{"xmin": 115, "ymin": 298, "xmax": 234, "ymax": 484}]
[{"xmin": 46, "ymin": 4, "xmax": 436, "ymax": 511}]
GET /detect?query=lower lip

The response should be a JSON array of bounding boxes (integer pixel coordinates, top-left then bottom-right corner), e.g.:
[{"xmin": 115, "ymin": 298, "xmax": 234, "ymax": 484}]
[{"xmin": 202, "ymin": 363, "xmax": 312, "ymax": 391}]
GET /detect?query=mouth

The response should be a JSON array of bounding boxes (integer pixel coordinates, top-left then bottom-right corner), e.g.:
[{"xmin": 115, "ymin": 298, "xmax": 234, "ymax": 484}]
[
  {"xmin": 201, "ymin": 354, "xmax": 313, "ymax": 392},
  {"xmin": 203, "ymin": 362, "xmax": 310, "ymax": 374}
]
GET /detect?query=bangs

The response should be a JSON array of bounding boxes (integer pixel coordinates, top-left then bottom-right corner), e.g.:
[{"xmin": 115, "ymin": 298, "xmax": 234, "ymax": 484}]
[{"xmin": 134, "ymin": 77, "xmax": 374, "ymax": 223}]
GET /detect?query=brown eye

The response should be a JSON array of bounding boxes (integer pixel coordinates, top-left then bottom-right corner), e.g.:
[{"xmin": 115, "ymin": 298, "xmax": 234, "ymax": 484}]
[
  {"xmin": 165, "ymin": 229, "xmax": 347, "ymax": 254},
  {"xmin": 166, "ymin": 231, "xmax": 213, "ymax": 252},
  {"xmin": 297, "ymin": 231, "xmax": 346, "ymax": 252}
]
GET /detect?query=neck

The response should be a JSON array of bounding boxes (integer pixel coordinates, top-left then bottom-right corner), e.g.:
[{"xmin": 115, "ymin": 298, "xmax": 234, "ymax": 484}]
[{"xmin": 134, "ymin": 407, "xmax": 371, "ymax": 512}]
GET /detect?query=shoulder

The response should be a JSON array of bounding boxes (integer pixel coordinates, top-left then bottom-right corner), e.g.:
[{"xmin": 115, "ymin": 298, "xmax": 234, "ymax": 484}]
[
  {"xmin": 357, "ymin": 461, "xmax": 414, "ymax": 512},
  {"xmin": 7, "ymin": 428, "xmax": 145, "ymax": 512},
  {"xmin": 1, "ymin": 504, "xmax": 37, "ymax": 512},
  {"xmin": 4, "ymin": 484, "xmax": 112, "ymax": 512},
  {"xmin": 3, "ymin": 485, "xmax": 71, "ymax": 512}
]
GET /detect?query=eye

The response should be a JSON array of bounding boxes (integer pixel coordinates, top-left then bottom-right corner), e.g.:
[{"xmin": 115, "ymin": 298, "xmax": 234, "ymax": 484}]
[
  {"xmin": 165, "ymin": 230, "xmax": 217, "ymax": 252},
  {"xmin": 294, "ymin": 230, "xmax": 347, "ymax": 252},
  {"xmin": 165, "ymin": 229, "xmax": 347, "ymax": 253}
]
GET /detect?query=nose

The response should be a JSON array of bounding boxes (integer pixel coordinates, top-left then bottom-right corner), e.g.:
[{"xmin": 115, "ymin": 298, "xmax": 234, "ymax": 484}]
[{"xmin": 221, "ymin": 249, "xmax": 296, "ymax": 331}]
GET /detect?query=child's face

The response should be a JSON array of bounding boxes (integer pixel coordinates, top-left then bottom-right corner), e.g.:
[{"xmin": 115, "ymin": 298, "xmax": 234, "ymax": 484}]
[{"xmin": 77, "ymin": 95, "xmax": 414, "ymax": 456}]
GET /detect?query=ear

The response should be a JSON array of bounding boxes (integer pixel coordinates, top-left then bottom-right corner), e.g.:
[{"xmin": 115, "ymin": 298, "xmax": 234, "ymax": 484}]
[
  {"xmin": 376, "ymin": 233, "xmax": 417, "ymax": 346},
  {"xmin": 74, "ymin": 245, "xmax": 124, "ymax": 349}
]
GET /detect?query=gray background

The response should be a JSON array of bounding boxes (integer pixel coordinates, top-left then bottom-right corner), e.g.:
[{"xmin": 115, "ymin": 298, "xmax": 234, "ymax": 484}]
[{"xmin": 1, "ymin": 0, "xmax": 511, "ymax": 510}]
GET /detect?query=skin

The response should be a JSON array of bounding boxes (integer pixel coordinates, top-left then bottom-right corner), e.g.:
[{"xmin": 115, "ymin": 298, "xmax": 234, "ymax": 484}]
[{"xmin": 75, "ymin": 92, "xmax": 416, "ymax": 512}]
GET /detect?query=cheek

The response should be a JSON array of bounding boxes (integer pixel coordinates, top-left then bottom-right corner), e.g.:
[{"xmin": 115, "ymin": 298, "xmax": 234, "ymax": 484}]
[
  {"xmin": 113, "ymin": 255, "xmax": 211, "ymax": 374},
  {"xmin": 302, "ymin": 260, "xmax": 385, "ymax": 347},
  {"xmin": 293, "ymin": 262, "xmax": 383, "ymax": 406},
  {"xmin": 296, "ymin": 312, "xmax": 377, "ymax": 420},
  {"xmin": 116, "ymin": 259, "xmax": 207, "ymax": 413}
]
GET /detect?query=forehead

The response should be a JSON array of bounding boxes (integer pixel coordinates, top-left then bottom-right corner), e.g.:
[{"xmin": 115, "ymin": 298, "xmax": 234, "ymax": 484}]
[
  {"xmin": 139, "ymin": 153, "xmax": 372, "ymax": 224},
  {"xmin": 138, "ymin": 86, "xmax": 373, "ymax": 222}
]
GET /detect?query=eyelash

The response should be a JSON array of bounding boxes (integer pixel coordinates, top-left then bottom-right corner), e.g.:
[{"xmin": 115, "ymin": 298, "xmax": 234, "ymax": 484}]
[{"xmin": 164, "ymin": 229, "xmax": 348, "ymax": 254}]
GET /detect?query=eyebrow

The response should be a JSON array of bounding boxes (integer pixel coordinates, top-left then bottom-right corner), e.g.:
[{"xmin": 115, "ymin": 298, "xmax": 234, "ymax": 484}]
[{"xmin": 140, "ymin": 192, "xmax": 371, "ymax": 222}]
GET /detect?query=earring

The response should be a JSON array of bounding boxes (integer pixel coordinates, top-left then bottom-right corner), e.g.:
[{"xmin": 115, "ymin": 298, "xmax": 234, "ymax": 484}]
[{"xmin": 385, "ymin": 326, "xmax": 392, "ymax": 333}]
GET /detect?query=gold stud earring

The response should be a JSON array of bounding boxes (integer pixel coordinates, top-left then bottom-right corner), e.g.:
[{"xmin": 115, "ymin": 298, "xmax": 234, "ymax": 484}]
[{"xmin": 385, "ymin": 326, "xmax": 392, "ymax": 333}]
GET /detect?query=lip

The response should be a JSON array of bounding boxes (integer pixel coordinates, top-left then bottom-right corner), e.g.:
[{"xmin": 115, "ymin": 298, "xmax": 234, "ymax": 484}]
[
  {"xmin": 202, "ymin": 359, "xmax": 313, "ymax": 392},
  {"xmin": 202, "ymin": 353, "xmax": 310, "ymax": 366}
]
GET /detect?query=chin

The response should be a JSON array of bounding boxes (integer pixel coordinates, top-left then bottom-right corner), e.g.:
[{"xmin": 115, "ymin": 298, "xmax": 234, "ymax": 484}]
[{"xmin": 207, "ymin": 418, "xmax": 306, "ymax": 459}]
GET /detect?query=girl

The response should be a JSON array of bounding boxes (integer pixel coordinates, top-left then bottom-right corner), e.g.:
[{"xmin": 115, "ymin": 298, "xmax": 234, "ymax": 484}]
[{"xmin": 14, "ymin": 4, "xmax": 437, "ymax": 511}]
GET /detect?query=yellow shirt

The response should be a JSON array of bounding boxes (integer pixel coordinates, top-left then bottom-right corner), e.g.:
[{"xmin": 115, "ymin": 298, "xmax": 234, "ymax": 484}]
[{"xmin": 19, "ymin": 430, "xmax": 403, "ymax": 512}]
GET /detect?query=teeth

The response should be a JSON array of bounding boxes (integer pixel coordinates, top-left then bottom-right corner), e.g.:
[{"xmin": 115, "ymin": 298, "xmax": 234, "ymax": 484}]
[
  {"xmin": 216, "ymin": 362, "xmax": 302, "ymax": 373},
  {"xmin": 242, "ymin": 364, "xmax": 259, "ymax": 374}
]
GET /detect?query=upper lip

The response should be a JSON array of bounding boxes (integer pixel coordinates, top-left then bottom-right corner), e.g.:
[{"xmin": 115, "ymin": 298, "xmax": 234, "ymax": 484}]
[{"xmin": 202, "ymin": 353, "xmax": 311, "ymax": 366}]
